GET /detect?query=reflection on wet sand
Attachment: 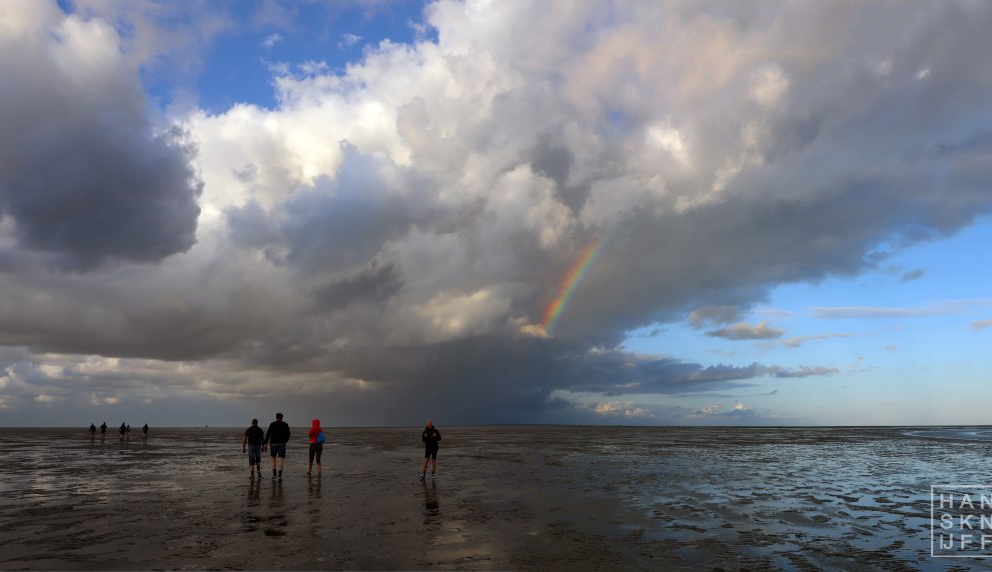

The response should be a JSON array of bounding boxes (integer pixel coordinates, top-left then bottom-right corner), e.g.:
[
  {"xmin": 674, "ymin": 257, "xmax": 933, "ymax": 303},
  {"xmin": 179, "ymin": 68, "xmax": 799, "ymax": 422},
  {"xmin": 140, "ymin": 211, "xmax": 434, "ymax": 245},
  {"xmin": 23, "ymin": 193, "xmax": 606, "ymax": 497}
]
[
  {"xmin": 307, "ymin": 476, "xmax": 321, "ymax": 540},
  {"xmin": 307, "ymin": 476, "xmax": 322, "ymax": 499},
  {"xmin": 246, "ymin": 479, "xmax": 260, "ymax": 505},
  {"xmin": 264, "ymin": 481, "xmax": 287, "ymax": 537},
  {"xmin": 423, "ymin": 479, "xmax": 440, "ymax": 523},
  {"xmin": 4, "ymin": 426, "xmax": 992, "ymax": 569}
]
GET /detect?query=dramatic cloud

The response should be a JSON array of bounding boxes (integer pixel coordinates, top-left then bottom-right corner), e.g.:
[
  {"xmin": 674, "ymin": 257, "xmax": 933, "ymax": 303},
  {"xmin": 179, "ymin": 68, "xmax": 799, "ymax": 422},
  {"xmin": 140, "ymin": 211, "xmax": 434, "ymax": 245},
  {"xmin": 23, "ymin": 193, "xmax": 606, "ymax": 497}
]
[
  {"xmin": 2, "ymin": 0, "xmax": 992, "ymax": 424},
  {"xmin": 0, "ymin": 1, "xmax": 202, "ymax": 270}
]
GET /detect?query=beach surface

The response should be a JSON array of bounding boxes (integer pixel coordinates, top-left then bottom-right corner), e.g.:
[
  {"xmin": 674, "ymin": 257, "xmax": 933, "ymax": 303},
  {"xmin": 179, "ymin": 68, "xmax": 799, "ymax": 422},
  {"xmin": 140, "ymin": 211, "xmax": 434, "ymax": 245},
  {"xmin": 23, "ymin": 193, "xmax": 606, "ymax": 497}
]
[{"xmin": 1, "ymin": 425, "xmax": 991, "ymax": 570}]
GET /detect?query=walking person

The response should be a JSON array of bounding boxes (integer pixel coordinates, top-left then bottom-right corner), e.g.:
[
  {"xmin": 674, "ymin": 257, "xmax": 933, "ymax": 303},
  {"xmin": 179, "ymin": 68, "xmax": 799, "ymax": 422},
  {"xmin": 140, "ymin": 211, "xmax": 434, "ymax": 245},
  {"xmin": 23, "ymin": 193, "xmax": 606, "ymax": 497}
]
[
  {"xmin": 263, "ymin": 413, "xmax": 291, "ymax": 481},
  {"xmin": 243, "ymin": 419, "xmax": 264, "ymax": 479},
  {"xmin": 142, "ymin": 424, "xmax": 148, "ymax": 439},
  {"xmin": 100, "ymin": 422, "xmax": 107, "ymax": 443},
  {"xmin": 307, "ymin": 419, "xmax": 324, "ymax": 478},
  {"xmin": 119, "ymin": 422, "xmax": 127, "ymax": 442},
  {"xmin": 89, "ymin": 423, "xmax": 96, "ymax": 441},
  {"xmin": 420, "ymin": 420, "xmax": 441, "ymax": 480}
]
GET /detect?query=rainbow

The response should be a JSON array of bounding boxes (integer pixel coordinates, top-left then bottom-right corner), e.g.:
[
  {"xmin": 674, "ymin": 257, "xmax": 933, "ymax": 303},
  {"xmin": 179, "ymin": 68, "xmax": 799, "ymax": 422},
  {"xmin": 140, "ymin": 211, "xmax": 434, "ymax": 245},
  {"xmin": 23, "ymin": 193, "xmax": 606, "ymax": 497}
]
[{"xmin": 541, "ymin": 239, "xmax": 604, "ymax": 334}]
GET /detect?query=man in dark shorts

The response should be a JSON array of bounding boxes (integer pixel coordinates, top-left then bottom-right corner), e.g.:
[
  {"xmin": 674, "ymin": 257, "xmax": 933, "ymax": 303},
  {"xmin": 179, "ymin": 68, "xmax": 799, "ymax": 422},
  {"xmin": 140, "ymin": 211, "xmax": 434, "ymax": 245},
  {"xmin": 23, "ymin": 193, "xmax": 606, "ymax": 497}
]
[
  {"xmin": 243, "ymin": 419, "xmax": 264, "ymax": 479},
  {"xmin": 420, "ymin": 419, "xmax": 441, "ymax": 479},
  {"xmin": 100, "ymin": 422, "xmax": 107, "ymax": 443},
  {"xmin": 263, "ymin": 413, "xmax": 291, "ymax": 480},
  {"xmin": 119, "ymin": 422, "xmax": 127, "ymax": 442},
  {"xmin": 142, "ymin": 424, "xmax": 149, "ymax": 439}
]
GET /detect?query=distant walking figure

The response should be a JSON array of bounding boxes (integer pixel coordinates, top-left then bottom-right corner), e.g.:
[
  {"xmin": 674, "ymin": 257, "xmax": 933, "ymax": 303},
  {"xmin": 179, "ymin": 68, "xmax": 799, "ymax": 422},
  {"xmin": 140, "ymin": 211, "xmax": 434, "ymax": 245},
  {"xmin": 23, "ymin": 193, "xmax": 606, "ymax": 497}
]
[
  {"xmin": 421, "ymin": 420, "xmax": 441, "ymax": 480},
  {"xmin": 89, "ymin": 423, "xmax": 96, "ymax": 441},
  {"xmin": 243, "ymin": 419, "xmax": 264, "ymax": 479},
  {"xmin": 100, "ymin": 422, "xmax": 107, "ymax": 443},
  {"xmin": 126, "ymin": 424, "xmax": 131, "ymax": 441},
  {"xmin": 119, "ymin": 422, "xmax": 127, "ymax": 442},
  {"xmin": 263, "ymin": 413, "xmax": 291, "ymax": 481},
  {"xmin": 142, "ymin": 424, "xmax": 148, "ymax": 439},
  {"xmin": 307, "ymin": 419, "xmax": 324, "ymax": 477}
]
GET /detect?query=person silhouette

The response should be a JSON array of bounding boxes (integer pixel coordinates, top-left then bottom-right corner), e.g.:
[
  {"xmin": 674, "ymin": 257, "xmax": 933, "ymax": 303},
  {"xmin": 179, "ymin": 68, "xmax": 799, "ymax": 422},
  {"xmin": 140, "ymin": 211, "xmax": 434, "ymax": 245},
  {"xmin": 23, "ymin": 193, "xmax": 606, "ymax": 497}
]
[
  {"xmin": 263, "ymin": 413, "xmax": 291, "ymax": 480},
  {"xmin": 307, "ymin": 419, "xmax": 324, "ymax": 477},
  {"xmin": 420, "ymin": 420, "xmax": 441, "ymax": 479},
  {"xmin": 243, "ymin": 419, "xmax": 264, "ymax": 479}
]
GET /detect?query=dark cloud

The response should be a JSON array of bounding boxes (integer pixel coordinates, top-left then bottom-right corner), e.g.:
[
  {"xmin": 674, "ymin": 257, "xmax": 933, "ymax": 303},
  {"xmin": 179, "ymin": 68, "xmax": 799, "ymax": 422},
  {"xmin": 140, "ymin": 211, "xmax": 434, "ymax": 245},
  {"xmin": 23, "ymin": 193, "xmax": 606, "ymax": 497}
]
[
  {"xmin": 312, "ymin": 262, "xmax": 403, "ymax": 313},
  {"xmin": 227, "ymin": 144, "xmax": 437, "ymax": 272},
  {"xmin": 551, "ymin": 163, "xmax": 992, "ymax": 345},
  {"xmin": 251, "ymin": 339, "xmax": 837, "ymax": 424},
  {"xmin": 0, "ymin": 13, "xmax": 201, "ymax": 271},
  {"xmin": 934, "ymin": 129, "xmax": 992, "ymax": 157}
]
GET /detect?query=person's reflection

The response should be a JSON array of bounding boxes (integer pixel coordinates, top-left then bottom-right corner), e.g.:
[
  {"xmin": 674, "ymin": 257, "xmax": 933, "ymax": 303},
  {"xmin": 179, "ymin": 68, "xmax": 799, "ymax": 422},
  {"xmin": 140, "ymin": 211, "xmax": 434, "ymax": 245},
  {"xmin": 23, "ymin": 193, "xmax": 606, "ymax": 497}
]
[
  {"xmin": 423, "ymin": 478, "xmax": 440, "ymax": 523},
  {"xmin": 308, "ymin": 475, "xmax": 322, "ymax": 500},
  {"xmin": 241, "ymin": 478, "xmax": 262, "ymax": 533},
  {"xmin": 307, "ymin": 475, "xmax": 322, "ymax": 539},
  {"xmin": 270, "ymin": 479, "xmax": 284, "ymax": 504},
  {"xmin": 247, "ymin": 478, "xmax": 261, "ymax": 505},
  {"xmin": 265, "ymin": 480, "xmax": 288, "ymax": 536}
]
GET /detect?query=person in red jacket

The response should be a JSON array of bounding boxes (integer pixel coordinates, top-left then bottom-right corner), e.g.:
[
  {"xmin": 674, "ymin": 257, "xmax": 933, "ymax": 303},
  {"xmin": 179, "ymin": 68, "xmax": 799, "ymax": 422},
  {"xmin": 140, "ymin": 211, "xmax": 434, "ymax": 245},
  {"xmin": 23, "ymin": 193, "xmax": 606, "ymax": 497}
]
[{"xmin": 307, "ymin": 419, "xmax": 324, "ymax": 477}]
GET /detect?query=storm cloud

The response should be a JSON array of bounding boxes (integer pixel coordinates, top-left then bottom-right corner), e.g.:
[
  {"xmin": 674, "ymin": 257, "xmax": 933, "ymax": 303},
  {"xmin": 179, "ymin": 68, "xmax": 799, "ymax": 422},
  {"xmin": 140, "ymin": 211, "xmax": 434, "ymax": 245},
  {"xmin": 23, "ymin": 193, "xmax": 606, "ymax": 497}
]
[
  {"xmin": 0, "ymin": 2, "xmax": 201, "ymax": 270},
  {"xmin": 2, "ymin": 1, "xmax": 992, "ymax": 425}
]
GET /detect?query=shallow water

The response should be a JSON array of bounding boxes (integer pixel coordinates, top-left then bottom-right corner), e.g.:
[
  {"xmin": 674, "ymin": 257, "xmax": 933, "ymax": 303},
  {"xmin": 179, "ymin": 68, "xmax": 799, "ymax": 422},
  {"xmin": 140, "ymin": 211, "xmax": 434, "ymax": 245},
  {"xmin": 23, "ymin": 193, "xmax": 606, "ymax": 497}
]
[{"xmin": 1, "ymin": 426, "xmax": 991, "ymax": 570}]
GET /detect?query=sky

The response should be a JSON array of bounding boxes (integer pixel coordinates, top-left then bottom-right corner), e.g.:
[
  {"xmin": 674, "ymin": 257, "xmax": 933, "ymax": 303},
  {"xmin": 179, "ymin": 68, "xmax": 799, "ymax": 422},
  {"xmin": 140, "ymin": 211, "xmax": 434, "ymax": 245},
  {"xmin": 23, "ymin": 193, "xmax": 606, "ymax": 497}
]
[{"xmin": 1, "ymin": 0, "xmax": 991, "ymax": 427}]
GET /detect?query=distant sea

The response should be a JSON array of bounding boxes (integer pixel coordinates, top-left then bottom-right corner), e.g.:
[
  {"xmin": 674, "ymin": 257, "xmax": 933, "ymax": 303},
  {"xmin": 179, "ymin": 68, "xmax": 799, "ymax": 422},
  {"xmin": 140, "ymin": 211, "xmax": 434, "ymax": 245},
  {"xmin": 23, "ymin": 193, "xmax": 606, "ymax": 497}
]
[{"xmin": 2, "ymin": 426, "xmax": 991, "ymax": 570}]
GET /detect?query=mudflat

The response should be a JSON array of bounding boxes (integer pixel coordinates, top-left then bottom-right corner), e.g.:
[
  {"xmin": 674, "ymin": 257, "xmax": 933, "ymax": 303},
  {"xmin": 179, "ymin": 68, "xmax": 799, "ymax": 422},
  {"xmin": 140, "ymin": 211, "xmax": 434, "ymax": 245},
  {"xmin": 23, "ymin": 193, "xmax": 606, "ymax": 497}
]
[{"xmin": 0, "ymin": 426, "xmax": 987, "ymax": 570}]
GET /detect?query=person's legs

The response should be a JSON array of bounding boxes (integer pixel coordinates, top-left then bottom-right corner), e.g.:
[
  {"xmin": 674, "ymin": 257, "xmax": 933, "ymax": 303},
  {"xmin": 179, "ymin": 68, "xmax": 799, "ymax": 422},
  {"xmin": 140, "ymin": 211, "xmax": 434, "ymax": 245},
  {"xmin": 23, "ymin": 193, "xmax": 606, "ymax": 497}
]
[
  {"xmin": 271, "ymin": 447, "xmax": 278, "ymax": 476},
  {"xmin": 421, "ymin": 455, "xmax": 429, "ymax": 476},
  {"xmin": 272, "ymin": 443, "xmax": 285, "ymax": 479},
  {"xmin": 308, "ymin": 445, "xmax": 315, "ymax": 476},
  {"xmin": 249, "ymin": 445, "xmax": 260, "ymax": 477},
  {"xmin": 431, "ymin": 457, "xmax": 437, "ymax": 474},
  {"xmin": 315, "ymin": 444, "xmax": 322, "ymax": 476}
]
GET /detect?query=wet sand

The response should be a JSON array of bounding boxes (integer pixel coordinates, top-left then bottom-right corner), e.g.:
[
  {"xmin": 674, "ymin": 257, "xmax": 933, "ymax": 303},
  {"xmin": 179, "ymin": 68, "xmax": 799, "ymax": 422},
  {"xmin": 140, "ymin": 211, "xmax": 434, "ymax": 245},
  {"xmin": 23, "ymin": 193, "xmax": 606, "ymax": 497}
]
[{"xmin": 1, "ymin": 426, "xmax": 991, "ymax": 570}]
